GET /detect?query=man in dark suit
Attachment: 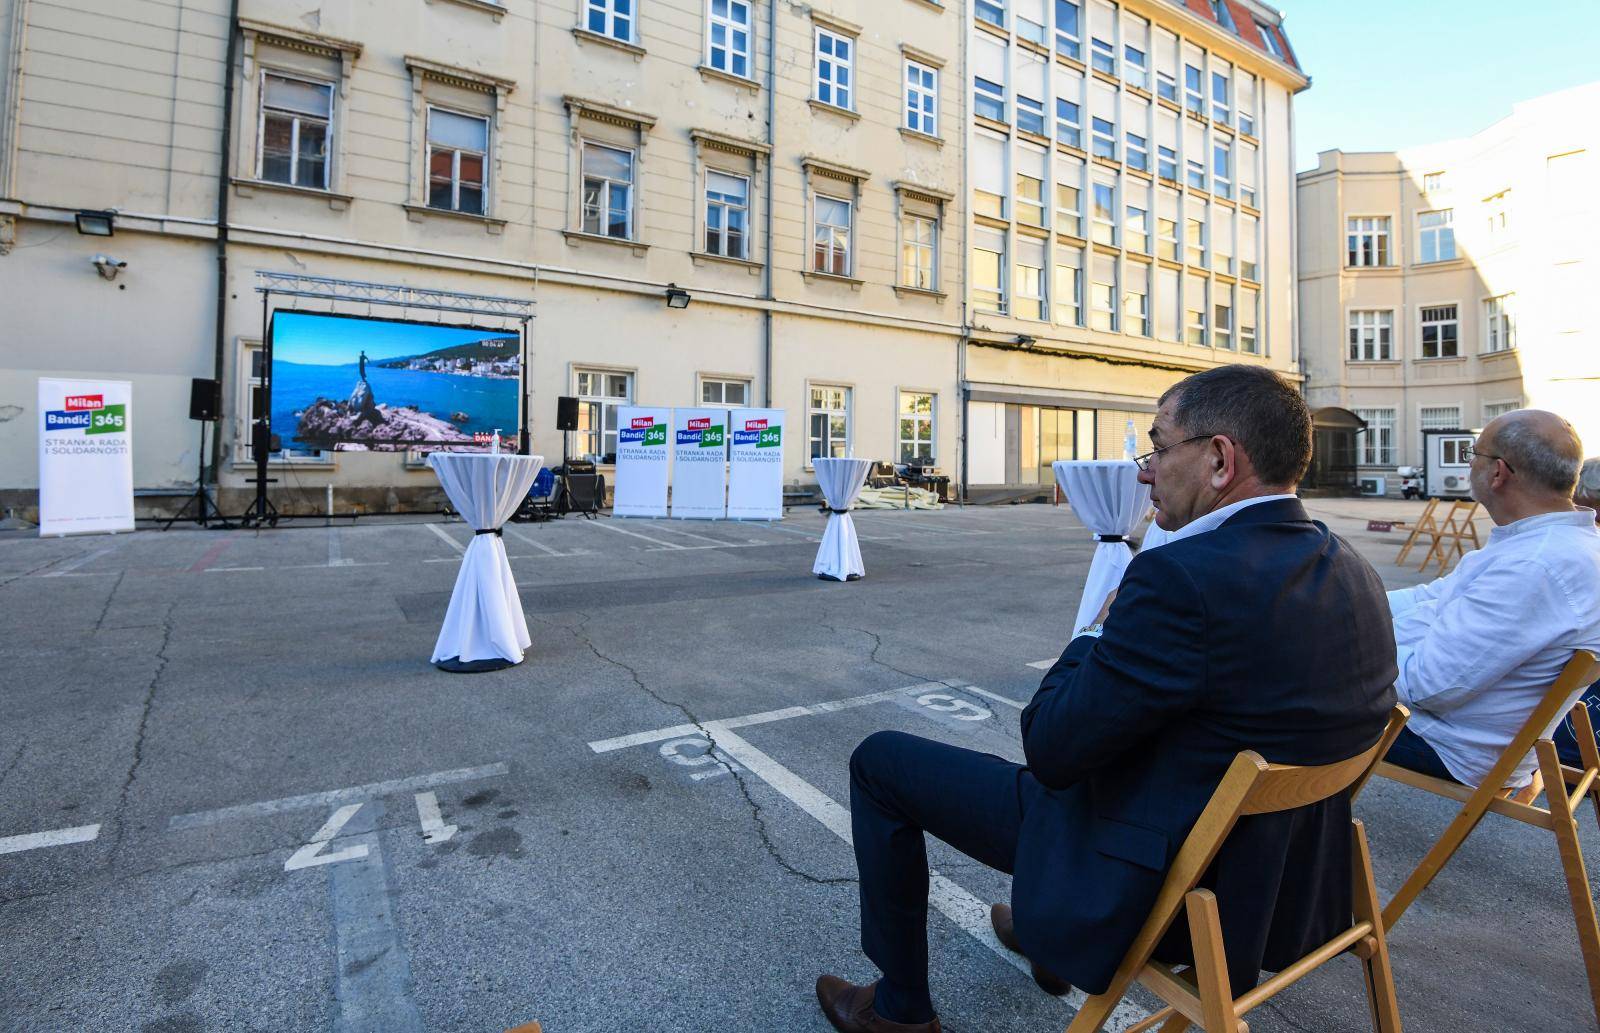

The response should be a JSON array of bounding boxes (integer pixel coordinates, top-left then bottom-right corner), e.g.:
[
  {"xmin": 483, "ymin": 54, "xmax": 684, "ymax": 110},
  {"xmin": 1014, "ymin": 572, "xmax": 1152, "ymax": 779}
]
[{"xmin": 816, "ymin": 365, "xmax": 1398, "ymax": 1033}]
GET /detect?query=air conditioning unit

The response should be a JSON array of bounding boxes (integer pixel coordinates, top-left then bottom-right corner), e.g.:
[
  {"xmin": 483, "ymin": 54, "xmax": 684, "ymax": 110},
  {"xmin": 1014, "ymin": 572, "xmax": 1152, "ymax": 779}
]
[{"xmin": 1359, "ymin": 477, "xmax": 1386, "ymax": 497}]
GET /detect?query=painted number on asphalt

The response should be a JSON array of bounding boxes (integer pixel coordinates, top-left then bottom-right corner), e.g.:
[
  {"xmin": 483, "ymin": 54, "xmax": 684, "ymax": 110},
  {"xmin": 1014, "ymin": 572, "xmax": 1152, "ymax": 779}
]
[
  {"xmin": 284, "ymin": 803, "xmax": 369, "ymax": 871},
  {"xmin": 659, "ymin": 736, "xmax": 742, "ymax": 781},
  {"xmin": 915, "ymin": 693, "xmax": 992, "ymax": 721}
]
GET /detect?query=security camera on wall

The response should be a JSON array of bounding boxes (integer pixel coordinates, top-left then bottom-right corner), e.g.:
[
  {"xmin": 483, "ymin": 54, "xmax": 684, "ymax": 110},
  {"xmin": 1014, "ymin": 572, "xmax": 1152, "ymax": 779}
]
[{"xmin": 91, "ymin": 254, "xmax": 127, "ymax": 281}]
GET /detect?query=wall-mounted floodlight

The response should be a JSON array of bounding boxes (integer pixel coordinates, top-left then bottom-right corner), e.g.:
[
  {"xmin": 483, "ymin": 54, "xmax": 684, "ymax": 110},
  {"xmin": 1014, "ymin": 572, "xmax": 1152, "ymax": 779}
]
[
  {"xmin": 665, "ymin": 284, "xmax": 692, "ymax": 309},
  {"xmin": 75, "ymin": 210, "xmax": 116, "ymax": 237},
  {"xmin": 1015, "ymin": 334, "xmax": 1036, "ymax": 347}
]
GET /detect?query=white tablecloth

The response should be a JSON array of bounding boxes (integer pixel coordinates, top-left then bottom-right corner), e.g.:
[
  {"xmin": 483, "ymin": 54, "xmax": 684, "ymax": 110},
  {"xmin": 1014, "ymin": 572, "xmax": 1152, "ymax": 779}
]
[
  {"xmin": 427, "ymin": 452, "xmax": 544, "ymax": 668},
  {"xmin": 812, "ymin": 457, "xmax": 874, "ymax": 581},
  {"xmin": 1053, "ymin": 460, "xmax": 1152, "ymax": 632}
]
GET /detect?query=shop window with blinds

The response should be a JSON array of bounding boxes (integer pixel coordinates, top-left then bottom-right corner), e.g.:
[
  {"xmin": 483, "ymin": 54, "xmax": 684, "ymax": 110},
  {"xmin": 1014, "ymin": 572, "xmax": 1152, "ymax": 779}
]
[
  {"xmin": 1420, "ymin": 304, "xmax": 1459, "ymax": 358},
  {"xmin": 260, "ymin": 72, "xmax": 333, "ymax": 189}
]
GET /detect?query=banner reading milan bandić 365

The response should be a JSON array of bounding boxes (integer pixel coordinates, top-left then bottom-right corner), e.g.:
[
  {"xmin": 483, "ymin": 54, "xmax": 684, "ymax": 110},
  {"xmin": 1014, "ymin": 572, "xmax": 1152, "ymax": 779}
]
[
  {"xmin": 727, "ymin": 408, "xmax": 784, "ymax": 520},
  {"xmin": 612, "ymin": 406, "xmax": 671, "ymax": 518},
  {"xmin": 38, "ymin": 377, "xmax": 134, "ymax": 537}
]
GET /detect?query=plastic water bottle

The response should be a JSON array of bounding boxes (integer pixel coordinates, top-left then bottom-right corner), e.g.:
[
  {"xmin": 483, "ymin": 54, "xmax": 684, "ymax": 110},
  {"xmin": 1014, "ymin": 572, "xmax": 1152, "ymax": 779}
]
[{"xmin": 491, "ymin": 428, "xmax": 501, "ymax": 454}]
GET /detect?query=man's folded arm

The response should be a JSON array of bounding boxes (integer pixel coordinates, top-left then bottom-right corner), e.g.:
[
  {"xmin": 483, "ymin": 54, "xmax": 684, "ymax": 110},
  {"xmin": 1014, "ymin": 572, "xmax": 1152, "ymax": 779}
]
[{"xmin": 1021, "ymin": 550, "xmax": 1209, "ymax": 790}]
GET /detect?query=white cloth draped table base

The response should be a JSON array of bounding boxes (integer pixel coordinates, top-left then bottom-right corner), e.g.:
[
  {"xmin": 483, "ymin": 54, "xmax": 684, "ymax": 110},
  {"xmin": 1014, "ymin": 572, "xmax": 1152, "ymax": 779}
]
[
  {"xmin": 811, "ymin": 457, "xmax": 874, "ymax": 581},
  {"xmin": 1053, "ymin": 460, "xmax": 1153, "ymax": 632},
  {"xmin": 427, "ymin": 452, "xmax": 544, "ymax": 669}
]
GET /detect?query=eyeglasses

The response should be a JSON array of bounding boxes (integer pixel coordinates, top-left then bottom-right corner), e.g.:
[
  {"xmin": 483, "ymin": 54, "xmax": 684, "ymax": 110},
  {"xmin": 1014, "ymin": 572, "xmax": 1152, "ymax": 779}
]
[
  {"xmin": 1464, "ymin": 445, "xmax": 1515, "ymax": 474},
  {"xmin": 1133, "ymin": 434, "xmax": 1217, "ymax": 471}
]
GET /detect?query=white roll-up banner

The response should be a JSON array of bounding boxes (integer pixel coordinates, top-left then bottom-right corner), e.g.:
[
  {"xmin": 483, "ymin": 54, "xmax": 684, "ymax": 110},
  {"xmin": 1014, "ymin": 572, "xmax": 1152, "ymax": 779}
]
[
  {"xmin": 671, "ymin": 407, "xmax": 728, "ymax": 519},
  {"xmin": 38, "ymin": 377, "xmax": 135, "ymax": 537},
  {"xmin": 727, "ymin": 408, "xmax": 784, "ymax": 520},
  {"xmin": 612, "ymin": 406, "xmax": 671, "ymax": 517}
]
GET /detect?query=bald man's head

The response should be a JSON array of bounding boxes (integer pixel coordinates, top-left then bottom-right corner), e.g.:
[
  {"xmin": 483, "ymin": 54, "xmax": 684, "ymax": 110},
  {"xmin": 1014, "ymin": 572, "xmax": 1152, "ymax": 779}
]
[{"xmin": 1481, "ymin": 409, "xmax": 1584, "ymax": 497}]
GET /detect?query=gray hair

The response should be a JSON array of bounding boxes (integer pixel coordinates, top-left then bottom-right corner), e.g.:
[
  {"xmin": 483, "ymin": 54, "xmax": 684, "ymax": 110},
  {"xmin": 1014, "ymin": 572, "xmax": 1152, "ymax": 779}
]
[
  {"xmin": 1493, "ymin": 410, "xmax": 1583, "ymax": 495},
  {"xmin": 1578, "ymin": 457, "xmax": 1600, "ymax": 504}
]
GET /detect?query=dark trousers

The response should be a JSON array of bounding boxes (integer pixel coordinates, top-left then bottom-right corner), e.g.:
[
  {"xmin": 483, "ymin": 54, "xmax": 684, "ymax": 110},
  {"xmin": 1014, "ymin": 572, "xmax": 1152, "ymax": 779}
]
[
  {"xmin": 849, "ymin": 730, "xmax": 1038, "ymax": 1023},
  {"xmin": 1383, "ymin": 725, "xmax": 1458, "ymax": 783}
]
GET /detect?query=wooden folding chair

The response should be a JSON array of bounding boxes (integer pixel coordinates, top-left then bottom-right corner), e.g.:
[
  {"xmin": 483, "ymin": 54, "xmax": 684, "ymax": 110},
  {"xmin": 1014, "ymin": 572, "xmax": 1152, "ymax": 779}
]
[
  {"xmin": 1066, "ymin": 706, "xmax": 1411, "ymax": 1033},
  {"xmin": 1417, "ymin": 500, "xmax": 1481, "ymax": 576},
  {"xmin": 1356, "ymin": 651, "xmax": 1600, "ymax": 1025},
  {"xmin": 1394, "ymin": 499, "xmax": 1441, "ymax": 567}
]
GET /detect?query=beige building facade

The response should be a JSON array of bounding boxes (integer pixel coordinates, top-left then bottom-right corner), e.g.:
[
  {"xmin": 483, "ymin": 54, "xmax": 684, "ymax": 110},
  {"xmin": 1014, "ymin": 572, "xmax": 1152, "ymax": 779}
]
[
  {"xmin": 0, "ymin": 0, "xmax": 1306, "ymax": 516},
  {"xmin": 1298, "ymin": 82, "xmax": 1600, "ymax": 490}
]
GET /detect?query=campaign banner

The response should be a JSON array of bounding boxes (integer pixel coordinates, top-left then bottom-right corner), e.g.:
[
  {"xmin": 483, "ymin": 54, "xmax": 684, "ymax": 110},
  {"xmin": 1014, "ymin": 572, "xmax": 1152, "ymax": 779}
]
[
  {"xmin": 612, "ymin": 406, "xmax": 670, "ymax": 517},
  {"xmin": 672, "ymin": 407, "xmax": 728, "ymax": 519},
  {"xmin": 727, "ymin": 408, "xmax": 784, "ymax": 520},
  {"xmin": 38, "ymin": 377, "xmax": 134, "ymax": 537}
]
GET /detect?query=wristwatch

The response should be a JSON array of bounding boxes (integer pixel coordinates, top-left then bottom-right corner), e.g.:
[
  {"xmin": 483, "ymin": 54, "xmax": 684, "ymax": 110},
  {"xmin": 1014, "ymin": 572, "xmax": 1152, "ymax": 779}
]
[{"xmin": 1074, "ymin": 622, "xmax": 1104, "ymax": 639}]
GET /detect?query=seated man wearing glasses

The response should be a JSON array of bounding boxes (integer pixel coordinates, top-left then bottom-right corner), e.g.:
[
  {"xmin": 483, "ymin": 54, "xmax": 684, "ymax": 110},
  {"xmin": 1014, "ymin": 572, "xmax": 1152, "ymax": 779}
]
[
  {"xmin": 1384, "ymin": 411, "xmax": 1600, "ymax": 791},
  {"xmin": 817, "ymin": 365, "xmax": 1397, "ymax": 1033}
]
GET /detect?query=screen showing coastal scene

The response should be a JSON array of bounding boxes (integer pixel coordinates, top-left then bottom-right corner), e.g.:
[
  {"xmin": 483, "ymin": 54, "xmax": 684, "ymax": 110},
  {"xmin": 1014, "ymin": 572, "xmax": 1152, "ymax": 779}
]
[{"xmin": 270, "ymin": 311, "xmax": 520, "ymax": 452}]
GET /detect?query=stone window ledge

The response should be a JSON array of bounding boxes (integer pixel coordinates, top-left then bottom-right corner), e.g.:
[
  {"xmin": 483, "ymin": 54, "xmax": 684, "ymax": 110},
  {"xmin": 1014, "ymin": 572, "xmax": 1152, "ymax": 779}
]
[
  {"xmin": 403, "ymin": 204, "xmax": 507, "ymax": 233},
  {"xmin": 563, "ymin": 229, "xmax": 649, "ymax": 256},
  {"xmin": 801, "ymin": 270, "xmax": 864, "ymax": 291},
  {"xmin": 697, "ymin": 65, "xmax": 760, "ymax": 93},
  {"xmin": 894, "ymin": 285, "xmax": 947, "ymax": 300},
  {"xmin": 898, "ymin": 127, "xmax": 944, "ymax": 148},
  {"xmin": 809, "ymin": 99, "xmax": 861, "ymax": 123},
  {"xmin": 425, "ymin": 0, "xmax": 505, "ymax": 21},
  {"xmin": 232, "ymin": 178, "xmax": 353, "ymax": 210},
  {"xmin": 691, "ymin": 251, "xmax": 763, "ymax": 274},
  {"xmin": 572, "ymin": 27, "xmax": 646, "ymax": 60}
]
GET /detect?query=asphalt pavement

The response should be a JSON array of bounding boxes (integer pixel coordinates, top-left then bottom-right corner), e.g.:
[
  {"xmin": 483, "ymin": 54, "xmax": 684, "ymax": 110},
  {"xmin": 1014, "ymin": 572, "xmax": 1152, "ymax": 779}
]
[{"xmin": 0, "ymin": 497, "xmax": 1591, "ymax": 1032}]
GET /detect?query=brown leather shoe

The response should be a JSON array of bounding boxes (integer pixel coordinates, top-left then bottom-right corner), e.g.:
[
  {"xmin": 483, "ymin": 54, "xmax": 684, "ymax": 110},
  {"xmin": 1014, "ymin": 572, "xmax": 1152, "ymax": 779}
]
[
  {"xmin": 990, "ymin": 904, "xmax": 1073, "ymax": 998},
  {"xmin": 815, "ymin": 975, "xmax": 941, "ymax": 1033}
]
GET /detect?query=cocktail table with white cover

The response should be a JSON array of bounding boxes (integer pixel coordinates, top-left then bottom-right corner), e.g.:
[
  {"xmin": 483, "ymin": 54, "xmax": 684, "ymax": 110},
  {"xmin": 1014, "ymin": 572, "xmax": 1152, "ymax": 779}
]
[
  {"xmin": 427, "ymin": 451, "xmax": 544, "ymax": 672},
  {"xmin": 812, "ymin": 456, "xmax": 874, "ymax": 581},
  {"xmin": 1052, "ymin": 460, "xmax": 1153, "ymax": 633}
]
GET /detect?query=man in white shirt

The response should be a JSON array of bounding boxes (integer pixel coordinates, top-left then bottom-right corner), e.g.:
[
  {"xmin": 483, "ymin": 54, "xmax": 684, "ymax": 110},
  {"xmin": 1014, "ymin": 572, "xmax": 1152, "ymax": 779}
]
[{"xmin": 1385, "ymin": 410, "xmax": 1600, "ymax": 789}]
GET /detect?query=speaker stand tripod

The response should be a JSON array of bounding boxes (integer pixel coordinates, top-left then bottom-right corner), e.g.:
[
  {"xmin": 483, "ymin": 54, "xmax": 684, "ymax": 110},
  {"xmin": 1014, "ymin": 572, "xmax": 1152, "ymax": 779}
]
[{"xmin": 164, "ymin": 420, "xmax": 233, "ymax": 530}]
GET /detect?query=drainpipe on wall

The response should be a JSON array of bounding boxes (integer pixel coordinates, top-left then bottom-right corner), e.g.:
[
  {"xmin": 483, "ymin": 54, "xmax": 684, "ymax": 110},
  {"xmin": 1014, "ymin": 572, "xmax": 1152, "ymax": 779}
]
[
  {"xmin": 761, "ymin": 0, "xmax": 776, "ymax": 408},
  {"xmin": 210, "ymin": 0, "xmax": 241, "ymax": 481}
]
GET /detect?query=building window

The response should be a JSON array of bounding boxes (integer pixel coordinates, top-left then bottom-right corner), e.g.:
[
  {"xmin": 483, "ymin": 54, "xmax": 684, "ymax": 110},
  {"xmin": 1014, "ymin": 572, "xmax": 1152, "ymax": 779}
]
[
  {"xmin": 1184, "ymin": 64, "xmax": 1203, "ymax": 114},
  {"xmin": 1237, "ymin": 73, "xmax": 1255, "ymax": 136},
  {"xmin": 901, "ymin": 213, "xmax": 937, "ymax": 290},
  {"xmin": 1055, "ymin": 0, "xmax": 1081, "ymax": 60},
  {"xmin": 1091, "ymin": 179, "xmax": 1117, "ymax": 245},
  {"xmin": 1123, "ymin": 268, "xmax": 1149, "ymax": 337},
  {"xmin": 575, "ymin": 369, "xmax": 634, "ymax": 458},
  {"xmin": 1054, "ymin": 247, "xmax": 1083, "ymax": 325},
  {"xmin": 1014, "ymin": 251, "xmax": 1046, "ymax": 320},
  {"xmin": 905, "ymin": 61, "xmax": 938, "ymax": 136},
  {"xmin": 702, "ymin": 377, "xmax": 751, "ymax": 406},
  {"xmin": 581, "ymin": 142, "xmax": 634, "ymax": 238},
  {"xmin": 1157, "ymin": 211, "xmax": 1178, "ymax": 261},
  {"xmin": 1346, "ymin": 217, "xmax": 1390, "ymax": 267},
  {"xmin": 1423, "ymin": 171, "xmax": 1444, "ymax": 194},
  {"xmin": 1420, "ymin": 406, "xmax": 1461, "ymax": 440},
  {"xmin": 974, "ymin": 77, "xmax": 1006, "ymax": 122},
  {"xmin": 815, "ymin": 27, "xmax": 854, "ymax": 110},
  {"xmin": 1354, "ymin": 408, "xmax": 1395, "ymax": 466},
  {"xmin": 1013, "ymin": 174, "xmax": 1045, "ymax": 228},
  {"xmin": 1090, "ymin": 37, "xmax": 1115, "ymax": 75},
  {"xmin": 1125, "ymin": 205, "xmax": 1149, "ymax": 253},
  {"xmin": 1185, "ymin": 209, "xmax": 1205, "ymax": 266},
  {"xmin": 587, "ymin": 0, "xmax": 634, "ymax": 43},
  {"xmin": 1157, "ymin": 144, "xmax": 1177, "ymax": 181},
  {"xmin": 1419, "ymin": 304, "xmax": 1459, "ymax": 358},
  {"xmin": 1209, "ymin": 0, "xmax": 1236, "ymax": 31},
  {"xmin": 704, "ymin": 170, "xmax": 750, "ymax": 258},
  {"xmin": 1055, "ymin": 181, "xmax": 1082, "ymax": 237},
  {"xmin": 1239, "ymin": 288, "xmax": 1259, "ymax": 354},
  {"xmin": 1210, "ymin": 71, "xmax": 1230, "ymax": 124},
  {"xmin": 1127, "ymin": 132, "xmax": 1149, "ymax": 173},
  {"xmin": 1185, "ymin": 274, "xmax": 1208, "ymax": 346},
  {"xmin": 1256, "ymin": 21, "xmax": 1284, "ymax": 60},
  {"xmin": 1124, "ymin": 46, "xmax": 1148, "ymax": 89},
  {"xmin": 1156, "ymin": 69, "xmax": 1177, "ymax": 103},
  {"xmin": 898, "ymin": 392, "xmax": 936, "ymax": 462},
  {"xmin": 1186, "ymin": 155, "xmax": 1205, "ymax": 191},
  {"xmin": 260, "ymin": 73, "xmax": 333, "ymax": 189},
  {"xmin": 1091, "ymin": 117, "xmax": 1116, "ymax": 159},
  {"xmin": 427, "ymin": 108, "xmax": 489, "ymax": 214},
  {"xmin": 1213, "ymin": 292, "xmax": 1233, "ymax": 349},
  {"xmin": 812, "ymin": 194, "xmax": 852, "ymax": 276},
  {"xmin": 1484, "ymin": 190, "xmax": 1511, "ymax": 237},
  {"xmin": 1017, "ymin": 12, "xmax": 1047, "ymax": 44},
  {"xmin": 1017, "ymin": 94, "xmax": 1046, "ymax": 136},
  {"xmin": 809, "ymin": 385, "xmax": 851, "ymax": 462},
  {"xmin": 707, "ymin": 0, "xmax": 753, "ymax": 78},
  {"xmin": 1212, "ymin": 142, "xmax": 1232, "ymax": 199},
  {"xmin": 1056, "ymin": 99, "xmax": 1082, "ymax": 148},
  {"xmin": 1417, "ymin": 209, "xmax": 1456, "ymax": 264},
  {"xmin": 976, "ymin": 0, "xmax": 1005, "ymax": 29},
  {"xmin": 1348, "ymin": 310, "xmax": 1394, "ymax": 361},
  {"xmin": 1089, "ymin": 253, "xmax": 1117, "ymax": 332},
  {"xmin": 973, "ymin": 229, "xmax": 1006, "ymax": 312},
  {"xmin": 1483, "ymin": 400, "xmax": 1521, "ymax": 421},
  {"xmin": 1484, "ymin": 294, "xmax": 1515, "ymax": 352}
]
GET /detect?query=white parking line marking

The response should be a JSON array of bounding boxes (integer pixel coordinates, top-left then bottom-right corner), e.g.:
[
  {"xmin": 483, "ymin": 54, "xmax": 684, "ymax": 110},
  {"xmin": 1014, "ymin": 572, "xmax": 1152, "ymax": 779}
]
[
  {"xmin": 503, "ymin": 525, "xmax": 568, "ymax": 557},
  {"xmin": 647, "ymin": 522, "xmax": 736, "ymax": 546},
  {"xmin": 1026, "ymin": 659, "xmax": 1055, "ymax": 670},
  {"xmin": 284, "ymin": 803, "xmax": 368, "ymax": 871},
  {"xmin": 759, "ymin": 523, "xmax": 824, "ymax": 543},
  {"xmin": 167, "ymin": 762, "xmax": 510, "ymax": 830},
  {"xmin": 41, "ymin": 547, "xmax": 116, "ymax": 577},
  {"xmin": 424, "ymin": 522, "xmax": 465, "ymax": 555},
  {"xmin": 327, "ymin": 528, "xmax": 352, "ymax": 567},
  {"xmin": 0, "ymin": 823, "xmax": 101, "ymax": 855},
  {"xmin": 965, "ymin": 685, "xmax": 1027, "ymax": 711},
  {"xmin": 204, "ymin": 566, "xmax": 264, "ymax": 573},
  {"xmin": 413, "ymin": 792, "xmax": 457, "ymax": 844},
  {"xmin": 587, "ymin": 519, "xmax": 686, "ymax": 549}
]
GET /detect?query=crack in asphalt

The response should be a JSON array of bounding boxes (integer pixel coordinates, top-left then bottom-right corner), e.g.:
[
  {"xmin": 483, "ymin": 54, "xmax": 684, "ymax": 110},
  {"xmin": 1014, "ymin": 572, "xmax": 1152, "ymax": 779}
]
[
  {"xmin": 0, "ymin": 740, "xmax": 25, "ymax": 794},
  {"xmin": 92, "ymin": 571, "xmax": 126, "ymax": 633},
  {"xmin": 108, "ymin": 607, "xmax": 176, "ymax": 867},
  {"xmin": 552, "ymin": 612, "xmax": 856, "ymax": 887},
  {"xmin": 817, "ymin": 622, "xmax": 945, "ymax": 688}
]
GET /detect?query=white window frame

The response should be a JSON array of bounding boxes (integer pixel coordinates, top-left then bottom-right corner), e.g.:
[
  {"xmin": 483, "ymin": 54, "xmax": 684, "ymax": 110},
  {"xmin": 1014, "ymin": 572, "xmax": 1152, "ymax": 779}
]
[
  {"xmin": 1416, "ymin": 209, "xmax": 1456, "ymax": 264},
  {"xmin": 1125, "ymin": 204, "xmax": 1149, "ymax": 253},
  {"xmin": 1212, "ymin": 141, "xmax": 1232, "ymax": 200},
  {"xmin": 1014, "ymin": 252, "xmax": 1047, "ymax": 321},
  {"xmin": 1210, "ymin": 70, "xmax": 1230, "ymax": 125},
  {"xmin": 1056, "ymin": 98, "xmax": 1082, "ymax": 148},
  {"xmin": 703, "ymin": 169, "xmax": 751, "ymax": 259},
  {"xmin": 1091, "ymin": 116, "xmax": 1116, "ymax": 160},
  {"xmin": 237, "ymin": 338, "xmax": 329, "ymax": 464},
  {"xmin": 1484, "ymin": 294, "xmax": 1516, "ymax": 353},
  {"xmin": 581, "ymin": 141, "xmax": 636, "ymax": 239},
  {"xmin": 897, "ymin": 391, "xmax": 937, "ymax": 463},
  {"xmin": 1348, "ymin": 309, "xmax": 1394, "ymax": 362},
  {"xmin": 1354, "ymin": 408, "xmax": 1396, "ymax": 466},
  {"xmin": 975, "ymin": 76, "xmax": 1007, "ymax": 122},
  {"xmin": 1090, "ymin": 36, "xmax": 1115, "ymax": 75},
  {"xmin": 700, "ymin": 375, "xmax": 752, "ymax": 407},
  {"xmin": 1423, "ymin": 171, "xmax": 1444, "ymax": 194},
  {"xmin": 1184, "ymin": 64, "xmax": 1203, "ymax": 114},
  {"xmin": 1213, "ymin": 290, "xmax": 1233, "ymax": 349},
  {"xmin": 1124, "ymin": 45, "xmax": 1148, "ymax": 89},
  {"xmin": 1054, "ymin": 249, "xmax": 1083, "ymax": 326},
  {"xmin": 814, "ymin": 26, "xmax": 855, "ymax": 111},
  {"xmin": 573, "ymin": 367, "xmax": 636, "ymax": 459},
  {"xmin": 1089, "ymin": 256, "xmax": 1117, "ymax": 332},
  {"xmin": 1418, "ymin": 303, "xmax": 1460, "ymax": 359},
  {"xmin": 1256, "ymin": 21, "xmax": 1284, "ymax": 60},
  {"xmin": 586, "ymin": 0, "xmax": 635, "ymax": 44},
  {"xmin": 905, "ymin": 60, "xmax": 938, "ymax": 136},
  {"xmin": 1346, "ymin": 215, "xmax": 1391, "ymax": 267},
  {"xmin": 706, "ymin": 0, "xmax": 753, "ymax": 79},
  {"xmin": 1483, "ymin": 399, "xmax": 1521, "ymax": 422},
  {"xmin": 257, "ymin": 70, "xmax": 335, "ymax": 190},
  {"xmin": 426, "ymin": 106, "xmax": 491, "ymax": 215},
  {"xmin": 901, "ymin": 212, "xmax": 938, "ymax": 291},
  {"xmin": 1185, "ymin": 278, "xmax": 1208, "ymax": 347},
  {"xmin": 1127, "ymin": 132, "xmax": 1149, "ymax": 173},
  {"xmin": 1055, "ymin": 0, "xmax": 1082, "ymax": 60},
  {"xmin": 812, "ymin": 192, "xmax": 853, "ymax": 276},
  {"xmin": 973, "ymin": 231, "xmax": 1007, "ymax": 313},
  {"xmin": 807, "ymin": 383, "xmax": 852, "ymax": 467},
  {"xmin": 1091, "ymin": 179, "xmax": 1118, "ymax": 246}
]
